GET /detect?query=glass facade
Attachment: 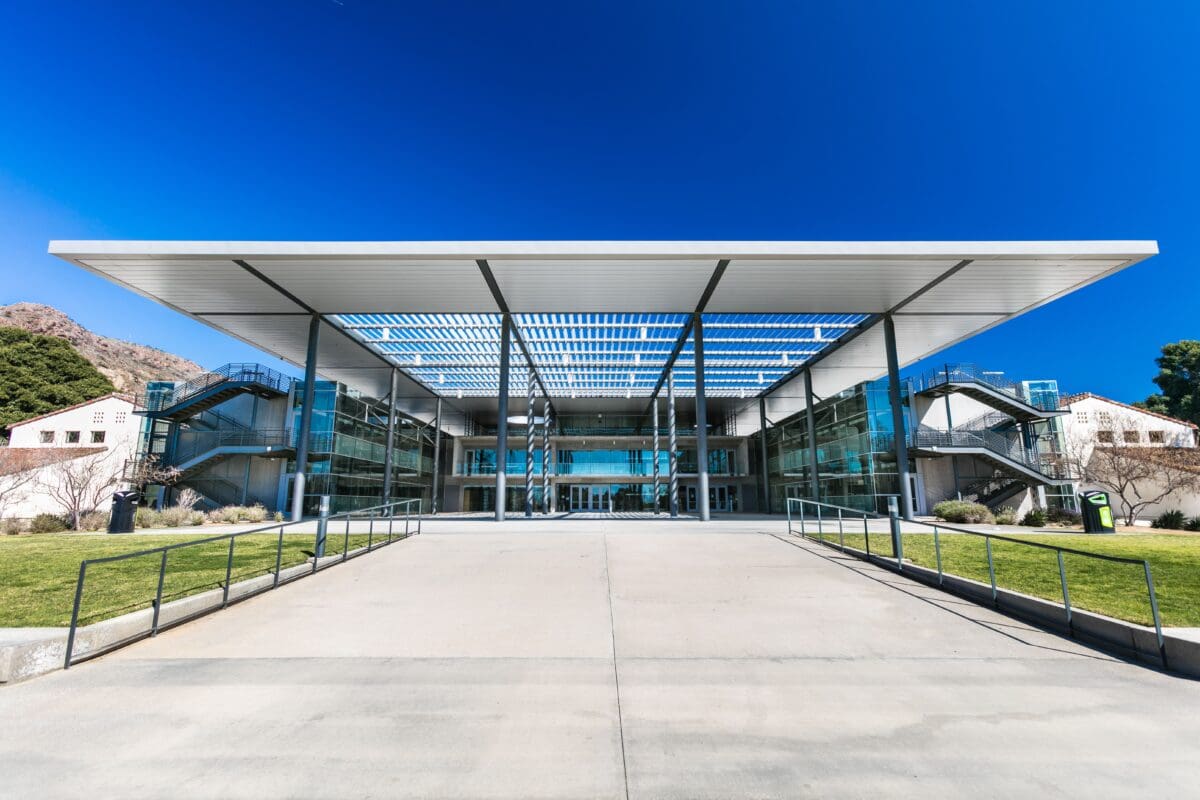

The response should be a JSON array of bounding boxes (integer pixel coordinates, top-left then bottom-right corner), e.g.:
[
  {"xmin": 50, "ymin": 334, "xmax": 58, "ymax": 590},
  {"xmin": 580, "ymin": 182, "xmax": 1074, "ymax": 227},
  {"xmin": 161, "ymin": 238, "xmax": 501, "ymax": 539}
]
[
  {"xmin": 288, "ymin": 381, "xmax": 437, "ymax": 515},
  {"xmin": 766, "ymin": 378, "xmax": 907, "ymax": 514},
  {"xmin": 459, "ymin": 448, "xmax": 735, "ymax": 476}
]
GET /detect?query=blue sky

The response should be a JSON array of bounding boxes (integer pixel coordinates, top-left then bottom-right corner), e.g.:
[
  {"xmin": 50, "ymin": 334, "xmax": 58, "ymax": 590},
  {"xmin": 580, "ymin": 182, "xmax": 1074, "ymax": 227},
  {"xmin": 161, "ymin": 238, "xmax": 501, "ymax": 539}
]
[{"xmin": 0, "ymin": 2, "xmax": 1195, "ymax": 402}]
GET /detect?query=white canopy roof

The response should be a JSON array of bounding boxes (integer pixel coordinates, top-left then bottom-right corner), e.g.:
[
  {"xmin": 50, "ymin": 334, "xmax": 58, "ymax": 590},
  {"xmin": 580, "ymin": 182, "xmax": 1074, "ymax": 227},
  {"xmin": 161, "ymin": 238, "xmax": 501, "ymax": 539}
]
[{"xmin": 49, "ymin": 240, "xmax": 1156, "ymax": 415}]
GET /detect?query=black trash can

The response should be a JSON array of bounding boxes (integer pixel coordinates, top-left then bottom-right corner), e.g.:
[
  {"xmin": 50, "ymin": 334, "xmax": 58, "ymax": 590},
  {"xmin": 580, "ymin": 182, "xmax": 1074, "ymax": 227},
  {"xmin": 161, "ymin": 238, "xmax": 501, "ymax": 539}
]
[
  {"xmin": 1079, "ymin": 490, "xmax": 1116, "ymax": 534},
  {"xmin": 107, "ymin": 490, "xmax": 142, "ymax": 534}
]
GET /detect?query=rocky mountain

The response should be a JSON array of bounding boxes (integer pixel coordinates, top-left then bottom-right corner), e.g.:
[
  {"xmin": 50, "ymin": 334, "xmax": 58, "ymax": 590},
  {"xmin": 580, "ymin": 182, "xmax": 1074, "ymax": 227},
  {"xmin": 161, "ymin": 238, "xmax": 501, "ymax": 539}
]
[{"xmin": 0, "ymin": 303, "xmax": 201, "ymax": 393}]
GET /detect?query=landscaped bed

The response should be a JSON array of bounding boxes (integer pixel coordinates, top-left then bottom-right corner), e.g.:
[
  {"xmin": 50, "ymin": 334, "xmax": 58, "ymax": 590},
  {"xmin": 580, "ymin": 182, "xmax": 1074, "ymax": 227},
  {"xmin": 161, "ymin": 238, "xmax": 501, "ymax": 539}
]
[
  {"xmin": 0, "ymin": 531, "xmax": 375, "ymax": 628},
  {"xmin": 804, "ymin": 528, "xmax": 1200, "ymax": 627}
]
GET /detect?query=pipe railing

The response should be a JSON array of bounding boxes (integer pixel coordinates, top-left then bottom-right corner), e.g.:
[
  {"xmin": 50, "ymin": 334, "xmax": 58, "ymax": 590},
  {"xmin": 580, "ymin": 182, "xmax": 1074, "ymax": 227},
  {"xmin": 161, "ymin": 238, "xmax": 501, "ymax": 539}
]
[
  {"xmin": 63, "ymin": 498, "xmax": 422, "ymax": 670},
  {"xmin": 784, "ymin": 496, "xmax": 1165, "ymax": 665}
]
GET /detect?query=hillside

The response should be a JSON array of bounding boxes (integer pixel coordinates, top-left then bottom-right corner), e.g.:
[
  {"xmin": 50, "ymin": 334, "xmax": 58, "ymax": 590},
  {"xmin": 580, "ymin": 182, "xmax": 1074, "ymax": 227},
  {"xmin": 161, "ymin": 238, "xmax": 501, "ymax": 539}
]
[
  {"xmin": 0, "ymin": 327, "xmax": 115, "ymax": 429},
  {"xmin": 0, "ymin": 303, "xmax": 201, "ymax": 394}
]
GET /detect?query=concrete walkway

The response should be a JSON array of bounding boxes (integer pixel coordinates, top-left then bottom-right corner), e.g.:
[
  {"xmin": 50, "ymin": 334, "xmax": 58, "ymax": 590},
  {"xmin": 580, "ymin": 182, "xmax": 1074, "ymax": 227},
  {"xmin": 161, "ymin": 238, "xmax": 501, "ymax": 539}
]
[{"xmin": 2, "ymin": 519, "xmax": 1199, "ymax": 798}]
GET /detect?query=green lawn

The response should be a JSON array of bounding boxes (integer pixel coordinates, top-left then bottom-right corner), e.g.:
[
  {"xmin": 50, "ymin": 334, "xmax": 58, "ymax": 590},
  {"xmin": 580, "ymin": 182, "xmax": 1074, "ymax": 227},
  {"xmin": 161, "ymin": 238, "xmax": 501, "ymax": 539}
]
[
  {"xmin": 0, "ymin": 531, "xmax": 381, "ymax": 627},
  {"xmin": 807, "ymin": 527, "xmax": 1200, "ymax": 627}
]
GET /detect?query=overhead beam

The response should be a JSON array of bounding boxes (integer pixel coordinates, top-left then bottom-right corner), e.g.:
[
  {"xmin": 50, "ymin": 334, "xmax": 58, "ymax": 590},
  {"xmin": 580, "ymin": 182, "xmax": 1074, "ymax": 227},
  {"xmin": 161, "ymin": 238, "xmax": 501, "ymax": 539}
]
[
  {"xmin": 756, "ymin": 260, "xmax": 975, "ymax": 399},
  {"xmin": 476, "ymin": 259, "xmax": 556, "ymax": 415}
]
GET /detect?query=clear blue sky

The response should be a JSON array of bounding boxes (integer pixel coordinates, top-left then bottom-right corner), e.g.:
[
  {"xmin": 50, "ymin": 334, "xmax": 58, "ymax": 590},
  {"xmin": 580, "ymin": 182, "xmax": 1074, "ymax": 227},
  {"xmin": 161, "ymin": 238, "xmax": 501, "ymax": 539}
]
[{"xmin": 0, "ymin": 2, "xmax": 1195, "ymax": 402}]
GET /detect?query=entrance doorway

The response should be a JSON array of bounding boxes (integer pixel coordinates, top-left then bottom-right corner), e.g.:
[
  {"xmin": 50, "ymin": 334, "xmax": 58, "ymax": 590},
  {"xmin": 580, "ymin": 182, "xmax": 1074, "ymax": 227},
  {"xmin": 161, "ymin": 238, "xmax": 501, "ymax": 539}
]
[
  {"xmin": 683, "ymin": 485, "xmax": 734, "ymax": 513},
  {"xmin": 569, "ymin": 485, "xmax": 611, "ymax": 512}
]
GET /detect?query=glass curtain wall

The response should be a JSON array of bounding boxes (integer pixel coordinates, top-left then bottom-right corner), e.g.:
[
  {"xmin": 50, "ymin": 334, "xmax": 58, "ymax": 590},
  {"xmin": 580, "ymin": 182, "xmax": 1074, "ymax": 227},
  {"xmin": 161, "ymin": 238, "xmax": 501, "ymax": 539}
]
[
  {"xmin": 288, "ymin": 381, "xmax": 435, "ymax": 515},
  {"xmin": 766, "ymin": 378, "xmax": 906, "ymax": 514}
]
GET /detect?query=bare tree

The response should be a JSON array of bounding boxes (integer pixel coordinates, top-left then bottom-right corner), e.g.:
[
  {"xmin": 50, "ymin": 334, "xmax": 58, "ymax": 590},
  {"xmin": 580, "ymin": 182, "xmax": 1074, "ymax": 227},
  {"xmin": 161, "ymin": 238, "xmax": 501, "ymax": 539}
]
[
  {"xmin": 39, "ymin": 448, "xmax": 125, "ymax": 529},
  {"xmin": 0, "ymin": 449, "xmax": 55, "ymax": 518},
  {"xmin": 124, "ymin": 453, "xmax": 181, "ymax": 488},
  {"xmin": 1069, "ymin": 418, "xmax": 1200, "ymax": 524}
]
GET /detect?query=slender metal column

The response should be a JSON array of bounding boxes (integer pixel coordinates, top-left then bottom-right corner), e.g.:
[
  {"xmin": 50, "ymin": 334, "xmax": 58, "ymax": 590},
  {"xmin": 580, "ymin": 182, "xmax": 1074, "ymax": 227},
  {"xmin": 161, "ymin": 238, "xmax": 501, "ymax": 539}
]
[
  {"xmin": 884, "ymin": 315, "xmax": 915, "ymax": 520},
  {"xmin": 652, "ymin": 396, "xmax": 661, "ymax": 514},
  {"xmin": 525, "ymin": 368, "xmax": 536, "ymax": 517},
  {"xmin": 291, "ymin": 314, "xmax": 321, "ymax": 521},
  {"xmin": 382, "ymin": 367, "xmax": 398, "ymax": 504},
  {"xmin": 694, "ymin": 314, "xmax": 711, "ymax": 522},
  {"xmin": 667, "ymin": 372, "xmax": 679, "ymax": 518},
  {"xmin": 758, "ymin": 396, "xmax": 771, "ymax": 513},
  {"xmin": 804, "ymin": 369, "xmax": 820, "ymax": 502},
  {"xmin": 495, "ymin": 316, "xmax": 511, "ymax": 521},
  {"xmin": 431, "ymin": 397, "xmax": 443, "ymax": 514},
  {"xmin": 943, "ymin": 364, "xmax": 961, "ymax": 499},
  {"xmin": 541, "ymin": 401, "xmax": 551, "ymax": 514}
]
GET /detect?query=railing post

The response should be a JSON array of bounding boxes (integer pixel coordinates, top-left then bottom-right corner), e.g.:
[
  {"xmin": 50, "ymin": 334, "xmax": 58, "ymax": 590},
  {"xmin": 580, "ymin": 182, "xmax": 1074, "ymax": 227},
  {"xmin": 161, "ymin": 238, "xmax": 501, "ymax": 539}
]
[
  {"xmin": 1057, "ymin": 550, "xmax": 1071, "ymax": 634},
  {"xmin": 816, "ymin": 503, "xmax": 824, "ymax": 544},
  {"xmin": 405, "ymin": 503, "xmax": 411, "ymax": 538},
  {"xmin": 273, "ymin": 524, "xmax": 285, "ymax": 588},
  {"xmin": 64, "ymin": 561, "xmax": 87, "ymax": 670},
  {"xmin": 985, "ymin": 537, "xmax": 997, "ymax": 605},
  {"xmin": 933, "ymin": 525, "xmax": 943, "ymax": 585},
  {"xmin": 798, "ymin": 499, "xmax": 806, "ymax": 537},
  {"xmin": 367, "ymin": 509, "xmax": 375, "ymax": 551},
  {"xmin": 387, "ymin": 503, "xmax": 395, "ymax": 544},
  {"xmin": 863, "ymin": 514, "xmax": 870, "ymax": 556},
  {"xmin": 837, "ymin": 507, "xmax": 845, "ymax": 551},
  {"xmin": 314, "ymin": 495, "xmax": 330, "ymax": 563},
  {"xmin": 343, "ymin": 513, "xmax": 351, "ymax": 562},
  {"xmin": 417, "ymin": 500, "xmax": 422, "ymax": 534},
  {"xmin": 786, "ymin": 497, "xmax": 792, "ymax": 535},
  {"xmin": 222, "ymin": 536, "xmax": 235, "ymax": 608},
  {"xmin": 152, "ymin": 550, "xmax": 168, "ymax": 635},
  {"xmin": 1144, "ymin": 561, "xmax": 1167, "ymax": 668}
]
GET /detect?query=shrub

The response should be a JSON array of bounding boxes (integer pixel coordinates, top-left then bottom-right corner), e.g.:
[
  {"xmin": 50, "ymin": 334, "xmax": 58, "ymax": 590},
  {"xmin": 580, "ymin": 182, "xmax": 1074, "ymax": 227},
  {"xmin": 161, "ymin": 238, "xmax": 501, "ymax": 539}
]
[
  {"xmin": 1152, "ymin": 510, "xmax": 1187, "ymax": 530},
  {"xmin": 273, "ymin": 511, "xmax": 284, "ymax": 522},
  {"xmin": 244, "ymin": 504, "xmax": 268, "ymax": 523},
  {"xmin": 158, "ymin": 506, "xmax": 192, "ymax": 527},
  {"xmin": 1, "ymin": 517, "xmax": 27, "ymax": 535},
  {"xmin": 174, "ymin": 487, "xmax": 202, "ymax": 510},
  {"xmin": 1185, "ymin": 516, "xmax": 1200, "ymax": 532},
  {"xmin": 188, "ymin": 510, "xmax": 207, "ymax": 526},
  {"xmin": 79, "ymin": 510, "xmax": 110, "ymax": 531},
  {"xmin": 1047, "ymin": 507, "xmax": 1082, "ymax": 526},
  {"xmin": 208, "ymin": 506, "xmax": 242, "ymax": 524},
  {"xmin": 29, "ymin": 513, "xmax": 69, "ymax": 534},
  {"xmin": 932, "ymin": 500, "xmax": 995, "ymax": 524},
  {"xmin": 1021, "ymin": 508, "xmax": 1048, "ymax": 527},
  {"xmin": 135, "ymin": 507, "xmax": 163, "ymax": 528},
  {"xmin": 993, "ymin": 507, "xmax": 1018, "ymax": 525}
]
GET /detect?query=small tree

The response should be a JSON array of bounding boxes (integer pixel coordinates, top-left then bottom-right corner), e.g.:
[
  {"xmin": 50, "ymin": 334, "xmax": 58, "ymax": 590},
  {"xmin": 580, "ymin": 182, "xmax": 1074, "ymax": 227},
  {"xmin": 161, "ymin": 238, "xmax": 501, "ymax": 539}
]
[
  {"xmin": 39, "ymin": 449, "xmax": 125, "ymax": 530},
  {"xmin": 0, "ymin": 449, "xmax": 55, "ymax": 517},
  {"xmin": 1069, "ymin": 418, "xmax": 1200, "ymax": 525}
]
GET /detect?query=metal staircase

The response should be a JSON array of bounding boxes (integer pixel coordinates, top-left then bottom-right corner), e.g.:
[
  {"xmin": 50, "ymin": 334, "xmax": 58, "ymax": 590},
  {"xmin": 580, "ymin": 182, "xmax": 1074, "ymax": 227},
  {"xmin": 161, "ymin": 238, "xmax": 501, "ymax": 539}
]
[
  {"xmin": 137, "ymin": 363, "xmax": 290, "ymax": 422},
  {"xmin": 909, "ymin": 425, "xmax": 1072, "ymax": 486},
  {"xmin": 914, "ymin": 364, "xmax": 1066, "ymax": 423}
]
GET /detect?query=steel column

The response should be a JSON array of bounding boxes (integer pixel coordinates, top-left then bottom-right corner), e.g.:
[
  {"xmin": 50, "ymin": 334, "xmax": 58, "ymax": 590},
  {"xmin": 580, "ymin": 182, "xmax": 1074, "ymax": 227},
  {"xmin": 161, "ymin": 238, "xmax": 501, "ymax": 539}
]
[
  {"xmin": 884, "ymin": 315, "xmax": 915, "ymax": 520},
  {"xmin": 495, "ymin": 315, "xmax": 511, "ymax": 521},
  {"xmin": 431, "ymin": 397, "xmax": 443, "ymax": 514},
  {"xmin": 652, "ymin": 396, "xmax": 661, "ymax": 514},
  {"xmin": 291, "ymin": 314, "xmax": 321, "ymax": 521},
  {"xmin": 541, "ymin": 400, "xmax": 551, "ymax": 513},
  {"xmin": 758, "ymin": 396, "xmax": 770, "ymax": 513},
  {"xmin": 382, "ymin": 367, "xmax": 398, "ymax": 504},
  {"xmin": 694, "ymin": 313, "xmax": 711, "ymax": 522},
  {"xmin": 525, "ymin": 368, "xmax": 536, "ymax": 517},
  {"xmin": 804, "ymin": 369, "xmax": 820, "ymax": 502},
  {"xmin": 667, "ymin": 372, "xmax": 679, "ymax": 518}
]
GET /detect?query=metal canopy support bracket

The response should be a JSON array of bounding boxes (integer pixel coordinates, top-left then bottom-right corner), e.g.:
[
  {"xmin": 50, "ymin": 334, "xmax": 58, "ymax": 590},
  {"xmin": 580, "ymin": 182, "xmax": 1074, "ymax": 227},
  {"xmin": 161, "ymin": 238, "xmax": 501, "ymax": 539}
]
[
  {"xmin": 495, "ymin": 315, "xmax": 511, "ymax": 521},
  {"xmin": 804, "ymin": 369, "xmax": 820, "ymax": 502},
  {"xmin": 292, "ymin": 313, "xmax": 321, "ymax": 521},
  {"xmin": 694, "ymin": 313, "xmax": 711, "ymax": 522},
  {"xmin": 382, "ymin": 368, "xmax": 398, "ymax": 504},
  {"xmin": 884, "ymin": 315, "xmax": 915, "ymax": 520},
  {"xmin": 477, "ymin": 259, "xmax": 556, "ymax": 420}
]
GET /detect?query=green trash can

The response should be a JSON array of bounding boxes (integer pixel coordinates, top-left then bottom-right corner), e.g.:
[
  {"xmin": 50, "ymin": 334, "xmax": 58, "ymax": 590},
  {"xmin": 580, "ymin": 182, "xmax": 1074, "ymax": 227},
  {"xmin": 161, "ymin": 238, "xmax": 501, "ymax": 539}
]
[{"xmin": 1080, "ymin": 491, "xmax": 1116, "ymax": 534}]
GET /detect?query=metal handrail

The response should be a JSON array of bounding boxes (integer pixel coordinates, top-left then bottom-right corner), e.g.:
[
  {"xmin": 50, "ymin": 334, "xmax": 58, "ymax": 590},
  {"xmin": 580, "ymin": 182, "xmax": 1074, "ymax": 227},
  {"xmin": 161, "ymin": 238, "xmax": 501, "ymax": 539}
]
[
  {"xmin": 138, "ymin": 363, "xmax": 290, "ymax": 413},
  {"xmin": 910, "ymin": 425, "xmax": 1073, "ymax": 479},
  {"xmin": 63, "ymin": 498, "xmax": 422, "ymax": 669},
  {"xmin": 914, "ymin": 363, "xmax": 1061, "ymax": 412},
  {"xmin": 783, "ymin": 496, "xmax": 1165, "ymax": 665}
]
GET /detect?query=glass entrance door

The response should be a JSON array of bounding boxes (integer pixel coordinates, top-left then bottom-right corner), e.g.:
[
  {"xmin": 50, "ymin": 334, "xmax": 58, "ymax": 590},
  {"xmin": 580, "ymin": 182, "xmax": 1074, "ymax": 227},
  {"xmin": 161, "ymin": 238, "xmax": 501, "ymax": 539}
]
[{"xmin": 569, "ymin": 485, "xmax": 611, "ymax": 512}]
